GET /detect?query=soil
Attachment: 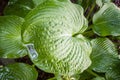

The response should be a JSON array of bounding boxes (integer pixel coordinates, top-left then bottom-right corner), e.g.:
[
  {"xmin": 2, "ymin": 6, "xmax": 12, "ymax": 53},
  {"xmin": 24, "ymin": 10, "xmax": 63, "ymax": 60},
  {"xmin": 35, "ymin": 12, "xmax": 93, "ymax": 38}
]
[{"xmin": 0, "ymin": 0, "xmax": 8, "ymax": 15}]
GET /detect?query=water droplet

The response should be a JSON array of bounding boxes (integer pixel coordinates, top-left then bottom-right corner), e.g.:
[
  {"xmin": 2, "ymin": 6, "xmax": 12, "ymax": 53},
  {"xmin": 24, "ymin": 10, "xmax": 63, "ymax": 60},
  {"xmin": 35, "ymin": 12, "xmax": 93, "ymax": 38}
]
[
  {"xmin": 50, "ymin": 47, "xmax": 53, "ymax": 51},
  {"xmin": 51, "ymin": 59, "xmax": 54, "ymax": 62}
]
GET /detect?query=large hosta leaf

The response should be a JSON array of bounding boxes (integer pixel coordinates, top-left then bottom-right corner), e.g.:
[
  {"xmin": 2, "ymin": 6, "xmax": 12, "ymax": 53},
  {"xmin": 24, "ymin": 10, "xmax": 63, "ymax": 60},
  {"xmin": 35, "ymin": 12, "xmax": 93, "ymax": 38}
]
[
  {"xmin": 90, "ymin": 38, "xmax": 119, "ymax": 72},
  {"xmin": 4, "ymin": 0, "xmax": 35, "ymax": 17},
  {"xmin": 0, "ymin": 16, "xmax": 27, "ymax": 58},
  {"xmin": 23, "ymin": 0, "xmax": 92, "ymax": 77},
  {"xmin": 93, "ymin": 3, "xmax": 120, "ymax": 36},
  {"xmin": 0, "ymin": 63, "xmax": 38, "ymax": 80}
]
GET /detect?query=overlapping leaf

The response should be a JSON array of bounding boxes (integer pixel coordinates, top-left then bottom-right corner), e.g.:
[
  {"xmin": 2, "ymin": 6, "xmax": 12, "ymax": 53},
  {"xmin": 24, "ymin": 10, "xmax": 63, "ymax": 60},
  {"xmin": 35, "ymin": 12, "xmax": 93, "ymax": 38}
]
[
  {"xmin": 79, "ymin": 70, "xmax": 94, "ymax": 80},
  {"xmin": 0, "ymin": 16, "xmax": 27, "ymax": 58},
  {"xmin": 0, "ymin": 63, "xmax": 38, "ymax": 80},
  {"xmin": 90, "ymin": 38, "xmax": 119, "ymax": 72},
  {"xmin": 90, "ymin": 38, "xmax": 120, "ymax": 80},
  {"xmin": 23, "ymin": 0, "xmax": 92, "ymax": 76},
  {"xmin": 4, "ymin": 0, "xmax": 35, "ymax": 17},
  {"xmin": 93, "ymin": 3, "xmax": 120, "ymax": 36},
  {"xmin": 105, "ymin": 59, "xmax": 120, "ymax": 80}
]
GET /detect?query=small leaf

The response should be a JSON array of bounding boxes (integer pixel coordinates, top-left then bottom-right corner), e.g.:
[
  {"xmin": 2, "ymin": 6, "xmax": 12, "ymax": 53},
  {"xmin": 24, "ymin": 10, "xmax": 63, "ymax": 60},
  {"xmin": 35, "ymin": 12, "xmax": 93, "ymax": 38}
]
[
  {"xmin": 0, "ymin": 16, "xmax": 27, "ymax": 58},
  {"xmin": 4, "ymin": 0, "xmax": 35, "ymax": 17},
  {"xmin": 0, "ymin": 63, "xmax": 38, "ymax": 80},
  {"xmin": 90, "ymin": 38, "xmax": 119, "ymax": 72},
  {"xmin": 23, "ymin": 0, "xmax": 92, "ymax": 76},
  {"xmin": 93, "ymin": 3, "xmax": 120, "ymax": 36}
]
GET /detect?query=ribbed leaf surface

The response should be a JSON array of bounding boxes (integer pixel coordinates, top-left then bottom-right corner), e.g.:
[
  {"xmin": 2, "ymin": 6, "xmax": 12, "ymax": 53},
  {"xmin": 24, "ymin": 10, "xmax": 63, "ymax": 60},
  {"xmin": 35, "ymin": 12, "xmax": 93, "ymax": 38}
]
[
  {"xmin": 0, "ymin": 16, "xmax": 27, "ymax": 58},
  {"xmin": 23, "ymin": 0, "xmax": 92, "ymax": 76},
  {"xmin": 106, "ymin": 59, "xmax": 120, "ymax": 80},
  {"xmin": 90, "ymin": 38, "xmax": 119, "ymax": 72},
  {"xmin": 0, "ymin": 63, "xmax": 38, "ymax": 80},
  {"xmin": 93, "ymin": 3, "xmax": 120, "ymax": 36}
]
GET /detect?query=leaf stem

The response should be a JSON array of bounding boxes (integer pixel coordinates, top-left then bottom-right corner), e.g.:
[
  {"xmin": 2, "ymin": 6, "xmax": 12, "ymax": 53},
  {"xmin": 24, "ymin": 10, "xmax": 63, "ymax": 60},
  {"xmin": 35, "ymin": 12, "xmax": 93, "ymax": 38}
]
[
  {"xmin": 86, "ymin": 2, "xmax": 96, "ymax": 20},
  {"xmin": 86, "ymin": 70, "xmax": 99, "ymax": 77},
  {"xmin": 83, "ymin": 30, "xmax": 95, "ymax": 38}
]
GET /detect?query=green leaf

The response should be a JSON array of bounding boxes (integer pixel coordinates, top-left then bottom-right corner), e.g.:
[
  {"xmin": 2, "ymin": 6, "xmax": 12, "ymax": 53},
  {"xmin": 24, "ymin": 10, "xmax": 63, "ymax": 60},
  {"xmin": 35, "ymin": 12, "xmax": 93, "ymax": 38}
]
[
  {"xmin": 90, "ymin": 38, "xmax": 119, "ymax": 72},
  {"xmin": 4, "ymin": 0, "xmax": 35, "ymax": 17},
  {"xmin": 32, "ymin": 0, "xmax": 47, "ymax": 6},
  {"xmin": 32, "ymin": 0, "xmax": 71, "ymax": 8},
  {"xmin": 0, "ymin": 63, "xmax": 38, "ymax": 80},
  {"xmin": 91, "ymin": 77, "xmax": 105, "ymax": 80},
  {"xmin": 105, "ymin": 59, "xmax": 120, "ymax": 80},
  {"xmin": 79, "ymin": 70, "xmax": 94, "ymax": 80},
  {"xmin": 0, "ymin": 16, "xmax": 27, "ymax": 58},
  {"xmin": 23, "ymin": 0, "xmax": 92, "ymax": 76},
  {"xmin": 90, "ymin": 38, "xmax": 120, "ymax": 80},
  {"xmin": 93, "ymin": 3, "xmax": 120, "ymax": 36}
]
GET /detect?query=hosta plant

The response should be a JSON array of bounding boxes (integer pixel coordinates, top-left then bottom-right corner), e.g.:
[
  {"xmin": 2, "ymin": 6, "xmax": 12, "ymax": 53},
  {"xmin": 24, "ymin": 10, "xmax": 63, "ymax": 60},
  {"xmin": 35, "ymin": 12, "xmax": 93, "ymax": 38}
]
[{"xmin": 0, "ymin": 0, "xmax": 120, "ymax": 80}]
